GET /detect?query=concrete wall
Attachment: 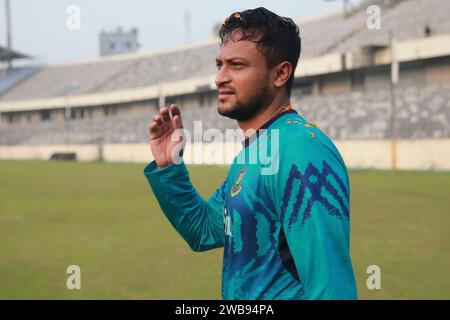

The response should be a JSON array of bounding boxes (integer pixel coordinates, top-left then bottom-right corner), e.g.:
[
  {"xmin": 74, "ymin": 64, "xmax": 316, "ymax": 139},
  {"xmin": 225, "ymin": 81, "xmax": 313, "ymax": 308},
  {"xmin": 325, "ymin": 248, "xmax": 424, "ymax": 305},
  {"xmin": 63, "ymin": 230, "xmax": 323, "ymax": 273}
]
[
  {"xmin": 335, "ymin": 139, "xmax": 450, "ymax": 170},
  {"xmin": 319, "ymin": 73, "xmax": 350, "ymax": 95},
  {"xmin": 426, "ymin": 60, "xmax": 450, "ymax": 85},
  {"xmin": 365, "ymin": 67, "xmax": 390, "ymax": 91},
  {"xmin": 1, "ymin": 140, "xmax": 449, "ymax": 170},
  {"xmin": 398, "ymin": 63, "xmax": 426, "ymax": 89}
]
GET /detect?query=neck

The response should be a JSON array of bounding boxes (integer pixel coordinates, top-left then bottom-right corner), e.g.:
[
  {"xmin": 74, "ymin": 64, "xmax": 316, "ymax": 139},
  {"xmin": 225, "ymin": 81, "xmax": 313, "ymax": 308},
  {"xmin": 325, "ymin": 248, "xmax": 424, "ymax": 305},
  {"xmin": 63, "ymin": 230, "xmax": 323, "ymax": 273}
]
[{"xmin": 237, "ymin": 94, "xmax": 291, "ymax": 134}]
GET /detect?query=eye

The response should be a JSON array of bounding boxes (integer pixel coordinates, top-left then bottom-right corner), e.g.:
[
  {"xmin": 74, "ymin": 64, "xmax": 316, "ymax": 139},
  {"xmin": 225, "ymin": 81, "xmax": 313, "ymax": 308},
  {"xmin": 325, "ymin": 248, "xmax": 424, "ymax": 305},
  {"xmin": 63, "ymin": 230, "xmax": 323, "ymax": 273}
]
[
  {"xmin": 231, "ymin": 63, "xmax": 246, "ymax": 70},
  {"xmin": 216, "ymin": 62, "xmax": 222, "ymax": 70}
]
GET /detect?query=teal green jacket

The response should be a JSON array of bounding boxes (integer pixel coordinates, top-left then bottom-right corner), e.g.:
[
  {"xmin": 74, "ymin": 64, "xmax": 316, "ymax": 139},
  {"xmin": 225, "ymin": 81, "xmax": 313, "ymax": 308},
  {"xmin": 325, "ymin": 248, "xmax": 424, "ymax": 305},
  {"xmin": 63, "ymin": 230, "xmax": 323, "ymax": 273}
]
[{"xmin": 144, "ymin": 109, "xmax": 357, "ymax": 300}]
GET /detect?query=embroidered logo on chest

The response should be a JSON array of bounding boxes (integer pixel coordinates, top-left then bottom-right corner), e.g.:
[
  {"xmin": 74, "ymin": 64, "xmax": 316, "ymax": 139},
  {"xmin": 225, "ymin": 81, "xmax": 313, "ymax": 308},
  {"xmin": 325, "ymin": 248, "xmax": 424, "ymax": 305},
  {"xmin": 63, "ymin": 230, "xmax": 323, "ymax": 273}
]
[{"xmin": 231, "ymin": 168, "xmax": 246, "ymax": 197}]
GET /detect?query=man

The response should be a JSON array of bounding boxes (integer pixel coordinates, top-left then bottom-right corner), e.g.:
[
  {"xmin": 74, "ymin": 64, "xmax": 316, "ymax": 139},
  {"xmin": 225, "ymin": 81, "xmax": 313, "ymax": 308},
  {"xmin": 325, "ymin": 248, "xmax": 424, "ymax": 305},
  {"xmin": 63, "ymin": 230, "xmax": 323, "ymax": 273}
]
[{"xmin": 143, "ymin": 7, "xmax": 357, "ymax": 300}]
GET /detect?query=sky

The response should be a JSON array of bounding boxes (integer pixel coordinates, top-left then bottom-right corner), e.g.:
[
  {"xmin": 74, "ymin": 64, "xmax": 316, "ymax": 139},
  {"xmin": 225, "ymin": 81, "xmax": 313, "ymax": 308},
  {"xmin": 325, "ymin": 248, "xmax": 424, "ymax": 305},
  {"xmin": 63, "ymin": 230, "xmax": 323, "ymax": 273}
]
[{"xmin": 0, "ymin": 0, "xmax": 344, "ymax": 64}]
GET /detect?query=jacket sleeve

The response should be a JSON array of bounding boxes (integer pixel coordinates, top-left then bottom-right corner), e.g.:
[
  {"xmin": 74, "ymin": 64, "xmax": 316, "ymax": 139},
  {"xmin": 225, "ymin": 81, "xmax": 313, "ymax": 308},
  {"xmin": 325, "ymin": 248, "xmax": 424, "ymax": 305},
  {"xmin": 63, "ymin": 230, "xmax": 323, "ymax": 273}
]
[
  {"xmin": 143, "ymin": 160, "xmax": 225, "ymax": 252},
  {"xmin": 267, "ymin": 130, "xmax": 357, "ymax": 300}
]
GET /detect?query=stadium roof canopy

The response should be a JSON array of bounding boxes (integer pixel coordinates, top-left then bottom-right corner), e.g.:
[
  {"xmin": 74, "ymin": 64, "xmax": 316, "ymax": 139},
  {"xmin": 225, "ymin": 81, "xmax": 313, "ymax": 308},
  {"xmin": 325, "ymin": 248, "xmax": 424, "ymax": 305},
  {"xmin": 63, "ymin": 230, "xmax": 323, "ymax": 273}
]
[{"xmin": 0, "ymin": 46, "xmax": 31, "ymax": 61}]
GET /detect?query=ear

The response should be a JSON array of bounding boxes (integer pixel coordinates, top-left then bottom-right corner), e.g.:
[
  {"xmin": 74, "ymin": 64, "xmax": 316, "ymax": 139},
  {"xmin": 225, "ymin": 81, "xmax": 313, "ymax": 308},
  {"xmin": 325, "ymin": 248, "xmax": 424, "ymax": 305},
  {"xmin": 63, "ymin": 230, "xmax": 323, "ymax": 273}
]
[{"xmin": 273, "ymin": 61, "xmax": 292, "ymax": 89}]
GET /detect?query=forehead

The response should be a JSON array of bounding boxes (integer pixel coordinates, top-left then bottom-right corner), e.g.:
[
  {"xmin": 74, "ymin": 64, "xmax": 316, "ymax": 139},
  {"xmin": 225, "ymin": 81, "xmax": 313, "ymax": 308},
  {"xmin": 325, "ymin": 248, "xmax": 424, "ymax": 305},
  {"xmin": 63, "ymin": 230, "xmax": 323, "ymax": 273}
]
[{"xmin": 216, "ymin": 37, "xmax": 264, "ymax": 62}]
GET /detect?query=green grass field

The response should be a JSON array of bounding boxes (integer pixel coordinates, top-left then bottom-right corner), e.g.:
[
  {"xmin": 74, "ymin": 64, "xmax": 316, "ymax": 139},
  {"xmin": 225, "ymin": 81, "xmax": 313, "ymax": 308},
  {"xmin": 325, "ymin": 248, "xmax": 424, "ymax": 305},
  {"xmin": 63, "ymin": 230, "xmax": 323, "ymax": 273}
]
[{"xmin": 0, "ymin": 160, "xmax": 449, "ymax": 299}]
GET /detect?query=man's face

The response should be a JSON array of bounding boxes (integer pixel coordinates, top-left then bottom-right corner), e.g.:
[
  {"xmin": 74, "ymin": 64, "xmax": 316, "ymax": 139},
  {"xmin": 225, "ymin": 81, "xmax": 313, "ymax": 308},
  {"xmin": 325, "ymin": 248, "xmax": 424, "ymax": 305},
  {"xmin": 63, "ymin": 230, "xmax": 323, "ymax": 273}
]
[{"xmin": 215, "ymin": 33, "xmax": 274, "ymax": 121}]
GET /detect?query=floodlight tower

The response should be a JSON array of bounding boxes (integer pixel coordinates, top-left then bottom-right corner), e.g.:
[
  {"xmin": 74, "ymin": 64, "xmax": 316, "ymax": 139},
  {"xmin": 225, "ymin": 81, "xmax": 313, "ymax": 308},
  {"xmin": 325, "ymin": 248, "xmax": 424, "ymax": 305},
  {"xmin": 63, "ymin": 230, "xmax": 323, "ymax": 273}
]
[{"xmin": 5, "ymin": 0, "xmax": 12, "ymax": 69}]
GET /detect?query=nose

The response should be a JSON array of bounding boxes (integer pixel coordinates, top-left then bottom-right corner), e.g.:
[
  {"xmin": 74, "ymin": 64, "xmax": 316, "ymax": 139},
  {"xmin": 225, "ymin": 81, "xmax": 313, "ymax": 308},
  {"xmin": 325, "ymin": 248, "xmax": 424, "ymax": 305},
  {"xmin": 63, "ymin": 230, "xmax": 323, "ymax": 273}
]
[{"xmin": 215, "ymin": 66, "xmax": 231, "ymax": 88}]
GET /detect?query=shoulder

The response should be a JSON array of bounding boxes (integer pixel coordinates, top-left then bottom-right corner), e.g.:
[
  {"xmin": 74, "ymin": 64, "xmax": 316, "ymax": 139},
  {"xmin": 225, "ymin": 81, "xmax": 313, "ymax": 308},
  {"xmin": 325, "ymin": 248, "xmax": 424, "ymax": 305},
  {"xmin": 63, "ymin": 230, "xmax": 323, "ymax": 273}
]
[
  {"xmin": 269, "ymin": 112, "xmax": 348, "ymax": 180},
  {"xmin": 270, "ymin": 113, "xmax": 328, "ymax": 155}
]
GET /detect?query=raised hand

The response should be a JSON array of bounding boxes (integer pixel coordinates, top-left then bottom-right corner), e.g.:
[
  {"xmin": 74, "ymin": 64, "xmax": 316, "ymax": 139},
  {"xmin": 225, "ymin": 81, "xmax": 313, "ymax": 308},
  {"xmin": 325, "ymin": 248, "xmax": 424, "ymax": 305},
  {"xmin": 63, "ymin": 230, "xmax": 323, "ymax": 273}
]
[{"xmin": 148, "ymin": 104, "xmax": 185, "ymax": 168}]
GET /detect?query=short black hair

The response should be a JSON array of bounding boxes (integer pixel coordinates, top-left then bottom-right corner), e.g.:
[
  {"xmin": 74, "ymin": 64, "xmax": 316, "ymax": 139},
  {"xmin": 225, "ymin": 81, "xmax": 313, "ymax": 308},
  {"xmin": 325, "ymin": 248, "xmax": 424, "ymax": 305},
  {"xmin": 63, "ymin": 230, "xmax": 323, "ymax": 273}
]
[{"xmin": 218, "ymin": 7, "xmax": 301, "ymax": 95}]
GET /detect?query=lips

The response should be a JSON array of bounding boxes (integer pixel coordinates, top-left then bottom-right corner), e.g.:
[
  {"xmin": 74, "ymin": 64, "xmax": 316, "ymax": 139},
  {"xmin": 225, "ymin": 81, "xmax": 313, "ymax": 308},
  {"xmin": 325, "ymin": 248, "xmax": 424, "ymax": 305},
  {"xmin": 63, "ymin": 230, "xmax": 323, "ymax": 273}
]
[{"xmin": 218, "ymin": 89, "xmax": 235, "ymax": 101}]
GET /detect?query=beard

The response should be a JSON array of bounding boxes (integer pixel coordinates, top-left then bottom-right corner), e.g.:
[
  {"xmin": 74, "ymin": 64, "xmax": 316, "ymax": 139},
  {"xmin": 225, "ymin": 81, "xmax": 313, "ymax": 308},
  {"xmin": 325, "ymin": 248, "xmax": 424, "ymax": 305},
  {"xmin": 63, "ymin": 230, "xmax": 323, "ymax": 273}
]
[{"xmin": 217, "ymin": 77, "xmax": 273, "ymax": 121}]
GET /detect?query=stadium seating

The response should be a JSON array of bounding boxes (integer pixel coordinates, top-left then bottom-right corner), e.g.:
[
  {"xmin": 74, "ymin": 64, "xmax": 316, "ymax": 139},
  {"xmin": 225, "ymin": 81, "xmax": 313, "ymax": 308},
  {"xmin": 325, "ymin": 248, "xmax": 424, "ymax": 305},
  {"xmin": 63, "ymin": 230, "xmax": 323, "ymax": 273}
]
[
  {"xmin": 0, "ymin": 0, "xmax": 449, "ymax": 151},
  {"xmin": 1, "ymin": 84, "xmax": 449, "ymax": 145},
  {"xmin": 293, "ymin": 84, "xmax": 450, "ymax": 140},
  {"xmin": 333, "ymin": 0, "xmax": 450, "ymax": 53},
  {"xmin": 1, "ymin": 0, "xmax": 450, "ymax": 103},
  {"xmin": 0, "ymin": 45, "xmax": 219, "ymax": 101},
  {"xmin": 0, "ymin": 66, "xmax": 40, "ymax": 95}
]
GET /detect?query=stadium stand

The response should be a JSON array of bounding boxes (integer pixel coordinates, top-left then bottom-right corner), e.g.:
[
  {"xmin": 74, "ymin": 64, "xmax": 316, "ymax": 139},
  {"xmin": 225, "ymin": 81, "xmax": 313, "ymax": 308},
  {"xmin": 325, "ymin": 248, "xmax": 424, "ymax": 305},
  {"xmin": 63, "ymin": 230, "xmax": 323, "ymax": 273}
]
[
  {"xmin": 0, "ymin": 44, "xmax": 219, "ymax": 101},
  {"xmin": 0, "ymin": 66, "xmax": 40, "ymax": 95},
  {"xmin": 333, "ymin": 0, "xmax": 450, "ymax": 53},
  {"xmin": 1, "ymin": 0, "xmax": 449, "ymax": 103},
  {"xmin": 0, "ymin": 0, "xmax": 449, "ymax": 168},
  {"xmin": 0, "ymin": 84, "xmax": 448, "ymax": 145}
]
